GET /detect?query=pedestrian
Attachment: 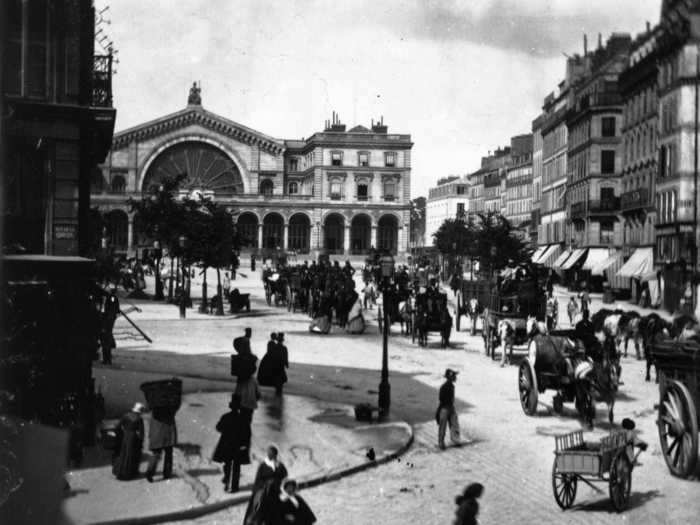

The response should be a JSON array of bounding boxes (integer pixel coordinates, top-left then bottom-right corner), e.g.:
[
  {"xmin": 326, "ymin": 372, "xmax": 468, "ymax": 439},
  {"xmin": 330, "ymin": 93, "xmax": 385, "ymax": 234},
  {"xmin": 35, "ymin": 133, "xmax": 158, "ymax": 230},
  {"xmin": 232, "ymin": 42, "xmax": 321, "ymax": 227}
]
[
  {"xmin": 545, "ymin": 292, "xmax": 558, "ymax": 332},
  {"xmin": 243, "ymin": 445, "xmax": 288, "ymax": 525},
  {"xmin": 453, "ymin": 482, "xmax": 484, "ymax": 525},
  {"xmin": 112, "ymin": 402, "xmax": 145, "ymax": 481},
  {"xmin": 345, "ymin": 282, "xmax": 366, "ymax": 334},
  {"xmin": 213, "ymin": 395, "xmax": 251, "ymax": 493},
  {"xmin": 232, "ymin": 252, "xmax": 240, "ymax": 279},
  {"xmin": 145, "ymin": 405, "xmax": 177, "ymax": 482},
  {"xmin": 100, "ymin": 283, "xmax": 120, "ymax": 365},
  {"xmin": 224, "ymin": 272, "xmax": 231, "ymax": 296},
  {"xmin": 271, "ymin": 478, "xmax": 317, "ymax": 525},
  {"xmin": 251, "ymin": 253, "xmax": 256, "ymax": 272},
  {"xmin": 436, "ymin": 368, "xmax": 461, "ymax": 450},
  {"xmin": 578, "ymin": 286, "xmax": 591, "ymax": 316},
  {"xmin": 234, "ymin": 327, "xmax": 253, "ymax": 355},
  {"xmin": 567, "ymin": 296, "xmax": 578, "ymax": 326},
  {"xmin": 258, "ymin": 332, "xmax": 288, "ymax": 396}
]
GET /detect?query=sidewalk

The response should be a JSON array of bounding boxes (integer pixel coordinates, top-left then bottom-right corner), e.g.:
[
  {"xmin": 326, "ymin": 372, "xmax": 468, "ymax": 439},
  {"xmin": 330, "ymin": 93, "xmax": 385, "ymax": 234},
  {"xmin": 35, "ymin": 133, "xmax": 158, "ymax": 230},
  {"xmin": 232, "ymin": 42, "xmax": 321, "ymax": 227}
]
[{"xmin": 63, "ymin": 370, "xmax": 412, "ymax": 525}]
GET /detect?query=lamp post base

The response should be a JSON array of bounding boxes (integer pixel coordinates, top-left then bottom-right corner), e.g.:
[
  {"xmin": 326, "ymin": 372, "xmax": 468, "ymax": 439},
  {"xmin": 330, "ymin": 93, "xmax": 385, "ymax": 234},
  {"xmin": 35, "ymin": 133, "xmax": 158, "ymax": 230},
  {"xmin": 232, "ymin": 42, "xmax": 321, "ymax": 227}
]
[{"xmin": 378, "ymin": 380, "xmax": 391, "ymax": 419}]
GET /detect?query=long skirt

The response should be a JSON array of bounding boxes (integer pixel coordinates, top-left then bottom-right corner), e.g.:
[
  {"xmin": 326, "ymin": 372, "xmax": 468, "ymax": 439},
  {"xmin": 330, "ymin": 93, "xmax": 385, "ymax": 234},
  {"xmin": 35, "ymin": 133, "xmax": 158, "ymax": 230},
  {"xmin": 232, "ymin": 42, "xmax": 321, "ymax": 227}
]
[
  {"xmin": 346, "ymin": 314, "xmax": 365, "ymax": 334},
  {"xmin": 309, "ymin": 315, "xmax": 331, "ymax": 334}
]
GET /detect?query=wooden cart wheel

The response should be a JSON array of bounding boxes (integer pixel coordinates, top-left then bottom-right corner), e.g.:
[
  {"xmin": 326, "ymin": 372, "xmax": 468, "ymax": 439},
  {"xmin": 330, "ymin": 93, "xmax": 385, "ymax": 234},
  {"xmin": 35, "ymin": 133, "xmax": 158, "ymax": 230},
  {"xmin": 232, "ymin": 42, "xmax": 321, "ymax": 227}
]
[
  {"xmin": 551, "ymin": 458, "xmax": 577, "ymax": 509},
  {"xmin": 265, "ymin": 285, "xmax": 272, "ymax": 306},
  {"xmin": 552, "ymin": 394, "xmax": 564, "ymax": 415},
  {"xmin": 609, "ymin": 451, "xmax": 632, "ymax": 512},
  {"xmin": 455, "ymin": 291, "xmax": 462, "ymax": 332},
  {"xmin": 519, "ymin": 358, "xmax": 538, "ymax": 416},
  {"xmin": 657, "ymin": 379, "xmax": 699, "ymax": 478}
]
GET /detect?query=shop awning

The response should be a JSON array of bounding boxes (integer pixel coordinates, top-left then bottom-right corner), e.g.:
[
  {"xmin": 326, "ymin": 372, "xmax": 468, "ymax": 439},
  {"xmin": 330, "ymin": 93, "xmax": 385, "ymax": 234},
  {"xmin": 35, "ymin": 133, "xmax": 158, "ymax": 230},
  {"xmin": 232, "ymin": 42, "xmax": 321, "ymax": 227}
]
[
  {"xmin": 552, "ymin": 249, "xmax": 572, "ymax": 270},
  {"xmin": 539, "ymin": 245, "xmax": 562, "ymax": 268},
  {"xmin": 590, "ymin": 252, "xmax": 622, "ymax": 276},
  {"xmin": 617, "ymin": 247, "xmax": 654, "ymax": 278},
  {"xmin": 582, "ymin": 248, "xmax": 612, "ymax": 274},
  {"xmin": 530, "ymin": 246, "xmax": 547, "ymax": 264},
  {"xmin": 561, "ymin": 249, "xmax": 587, "ymax": 270}
]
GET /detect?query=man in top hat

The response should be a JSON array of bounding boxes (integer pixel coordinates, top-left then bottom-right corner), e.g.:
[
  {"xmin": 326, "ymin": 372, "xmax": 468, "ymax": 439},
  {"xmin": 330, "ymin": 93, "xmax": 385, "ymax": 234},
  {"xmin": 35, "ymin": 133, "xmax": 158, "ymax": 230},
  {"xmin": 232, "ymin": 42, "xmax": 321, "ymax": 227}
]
[{"xmin": 436, "ymin": 368, "xmax": 461, "ymax": 450}]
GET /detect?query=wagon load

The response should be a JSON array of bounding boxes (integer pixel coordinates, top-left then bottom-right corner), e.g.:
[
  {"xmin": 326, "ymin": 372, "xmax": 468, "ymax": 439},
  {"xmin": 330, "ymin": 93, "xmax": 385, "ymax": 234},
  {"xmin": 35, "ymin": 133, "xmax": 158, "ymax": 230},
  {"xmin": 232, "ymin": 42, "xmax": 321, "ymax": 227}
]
[{"xmin": 140, "ymin": 378, "xmax": 182, "ymax": 410}]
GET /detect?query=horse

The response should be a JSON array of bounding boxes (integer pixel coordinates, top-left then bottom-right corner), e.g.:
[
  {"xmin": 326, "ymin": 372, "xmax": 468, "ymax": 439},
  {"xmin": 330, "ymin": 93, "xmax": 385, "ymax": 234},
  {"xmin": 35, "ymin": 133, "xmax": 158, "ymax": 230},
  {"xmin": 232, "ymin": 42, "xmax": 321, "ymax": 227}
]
[
  {"xmin": 466, "ymin": 297, "xmax": 481, "ymax": 336},
  {"xmin": 497, "ymin": 319, "xmax": 516, "ymax": 367},
  {"xmin": 415, "ymin": 309, "xmax": 428, "ymax": 347},
  {"xmin": 621, "ymin": 311, "xmax": 642, "ymax": 359},
  {"xmin": 398, "ymin": 296, "xmax": 415, "ymax": 336},
  {"xmin": 638, "ymin": 313, "xmax": 671, "ymax": 382},
  {"xmin": 439, "ymin": 307, "xmax": 453, "ymax": 348}
]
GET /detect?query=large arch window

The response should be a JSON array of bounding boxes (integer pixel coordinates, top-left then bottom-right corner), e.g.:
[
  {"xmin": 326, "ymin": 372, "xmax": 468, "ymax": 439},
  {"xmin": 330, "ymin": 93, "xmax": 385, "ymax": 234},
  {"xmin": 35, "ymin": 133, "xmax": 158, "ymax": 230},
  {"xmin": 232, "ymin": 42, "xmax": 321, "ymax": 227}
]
[
  {"xmin": 288, "ymin": 213, "xmax": 310, "ymax": 253},
  {"xmin": 237, "ymin": 213, "xmax": 259, "ymax": 248},
  {"xmin": 377, "ymin": 215, "xmax": 398, "ymax": 254}
]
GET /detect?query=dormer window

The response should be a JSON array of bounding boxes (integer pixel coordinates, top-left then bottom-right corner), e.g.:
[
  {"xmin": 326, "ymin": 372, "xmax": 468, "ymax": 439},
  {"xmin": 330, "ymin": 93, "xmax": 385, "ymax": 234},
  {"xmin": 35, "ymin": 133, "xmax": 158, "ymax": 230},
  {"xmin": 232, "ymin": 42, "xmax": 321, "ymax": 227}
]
[
  {"xmin": 384, "ymin": 152, "xmax": 396, "ymax": 167},
  {"xmin": 331, "ymin": 151, "xmax": 343, "ymax": 166},
  {"xmin": 358, "ymin": 152, "xmax": 369, "ymax": 167}
]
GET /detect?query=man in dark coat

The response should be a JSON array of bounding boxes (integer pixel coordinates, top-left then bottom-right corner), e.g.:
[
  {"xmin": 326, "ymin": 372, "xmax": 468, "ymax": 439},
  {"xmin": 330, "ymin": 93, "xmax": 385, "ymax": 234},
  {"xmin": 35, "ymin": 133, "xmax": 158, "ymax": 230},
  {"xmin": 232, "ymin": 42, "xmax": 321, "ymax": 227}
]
[
  {"xmin": 271, "ymin": 478, "xmax": 316, "ymax": 525},
  {"xmin": 213, "ymin": 397, "xmax": 251, "ymax": 493},
  {"xmin": 258, "ymin": 332, "xmax": 289, "ymax": 396},
  {"xmin": 436, "ymin": 368, "xmax": 460, "ymax": 450},
  {"xmin": 234, "ymin": 327, "xmax": 253, "ymax": 355},
  {"xmin": 145, "ymin": 406, "xmax": 177, "ymax": 482},
  {"xmin": 100, "ymin": 284, "xmax": 120, "ymax": 364}
]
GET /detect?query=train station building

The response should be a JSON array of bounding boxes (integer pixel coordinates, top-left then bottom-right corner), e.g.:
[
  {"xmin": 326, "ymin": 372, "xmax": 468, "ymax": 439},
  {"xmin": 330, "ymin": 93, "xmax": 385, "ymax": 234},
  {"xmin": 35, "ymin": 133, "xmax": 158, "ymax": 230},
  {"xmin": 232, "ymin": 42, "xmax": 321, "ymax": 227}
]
[{"xmin": 92, "ymin": 85, "xmax": 413, "ymax": 258}]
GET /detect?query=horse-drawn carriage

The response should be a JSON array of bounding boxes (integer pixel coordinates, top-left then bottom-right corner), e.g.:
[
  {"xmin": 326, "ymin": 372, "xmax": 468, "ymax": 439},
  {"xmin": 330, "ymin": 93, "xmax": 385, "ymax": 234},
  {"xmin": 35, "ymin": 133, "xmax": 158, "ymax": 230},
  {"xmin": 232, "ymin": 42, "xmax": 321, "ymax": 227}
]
[
  {"xmin": 455, "ymin": 279, "xmax": 490, "ymax": 334},
  {"xmin": 377, "ymin": 286, "xmax": 413, "ymax": 336},
  {"xmin": 413, "ymin": 290, "xmax": 452, "ymax": 348},
  {"xmin": 263, "ymin": 270, "xmax": 288, "ymax": 307},
  {"xmin": 649, "ymin": 338, "xmax": 700, "ymax": 478},
  {"xmin": 285, "ymin": 270, "xmax": 308, "ymax": 313}
]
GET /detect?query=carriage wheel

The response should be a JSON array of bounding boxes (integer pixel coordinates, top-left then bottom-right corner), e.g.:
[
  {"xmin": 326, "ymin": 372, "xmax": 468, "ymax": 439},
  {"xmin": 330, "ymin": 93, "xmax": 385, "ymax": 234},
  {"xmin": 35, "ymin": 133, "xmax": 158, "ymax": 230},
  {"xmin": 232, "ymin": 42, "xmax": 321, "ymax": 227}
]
[
  {"xmin": 608, "ymin": 452, "xmax": 632, "ymax": 512},
  {"xmin": 552, "ymin": 458, "xmax": 577, "ymax": 510},
  {"xmin": 455, "ymin": 292, "xmax": 461, "ymax": 332},
  {"xmin": 287, "ymin": 288, "xmax": 293, "ymax": 312},
  {"xmin": 265, "ymin": 286, "xmax": 272, "ymax": 306},
  {"xmin": 657, "ymin": 379, "xmax": 699, "ymax": 478},
  {"xmin": 411, "ymin": 312, "xmax": 416, "ymax": 343},
  {"xmin": 552, "ymin": 394, "xmax": 564, "ymax": 415},
  {"xmin": 483, "ymin": 326, "xmax": 491, "ymax": 357},
  {"xmin": 519, "ymin": 358, "xmax": 538, "ymax": 416},
  {"xmin": 575, "ymin": 385, "xmax": 595, "ymax": 424}
]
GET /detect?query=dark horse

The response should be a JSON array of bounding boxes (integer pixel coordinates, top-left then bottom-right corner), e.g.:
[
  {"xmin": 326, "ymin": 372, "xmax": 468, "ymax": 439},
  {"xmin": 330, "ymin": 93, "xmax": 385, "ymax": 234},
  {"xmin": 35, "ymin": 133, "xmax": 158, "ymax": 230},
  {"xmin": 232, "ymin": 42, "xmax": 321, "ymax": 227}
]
[{"xmin": 415, "ymin": 304, "xmax": 452, "ymax": 348}]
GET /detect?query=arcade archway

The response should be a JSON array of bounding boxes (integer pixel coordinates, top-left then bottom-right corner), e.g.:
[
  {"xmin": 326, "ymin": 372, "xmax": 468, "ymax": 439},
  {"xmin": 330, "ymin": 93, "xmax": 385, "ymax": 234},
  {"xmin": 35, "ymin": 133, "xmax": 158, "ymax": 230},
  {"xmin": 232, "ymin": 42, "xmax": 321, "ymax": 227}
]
[
  {"xmin": 237, "ymin": 212, "xmax": 259, "ymax": 248},
  {"xmin": 324, "ymin": 213, "xmax": 345, "ymax": 254},
  {"xmin": 105, "ymin": 210, "xmax": 128, "ymax": 252},
  {"xmin": 262, "ymin": 213, "xmax": 284, "ymax": 249},
  {"xmin": 288, "ymin": 213, "xmax": 310, "ymax": 253},
  {"xmin": 377, "ymin": 214, "xmax": 398, "ymax": 254},
  {"xmin": 350, "ymin": 214, "xmax": 371, "ymax": 254}
]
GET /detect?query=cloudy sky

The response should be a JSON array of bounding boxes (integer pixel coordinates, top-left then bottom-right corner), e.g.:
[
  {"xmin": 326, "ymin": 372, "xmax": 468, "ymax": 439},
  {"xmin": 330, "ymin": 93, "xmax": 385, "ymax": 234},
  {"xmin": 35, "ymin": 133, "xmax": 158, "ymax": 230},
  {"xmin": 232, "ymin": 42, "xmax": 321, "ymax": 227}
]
[{"xmin": 102, "ymin": 0, "xmax": 660, "ymax": 198}]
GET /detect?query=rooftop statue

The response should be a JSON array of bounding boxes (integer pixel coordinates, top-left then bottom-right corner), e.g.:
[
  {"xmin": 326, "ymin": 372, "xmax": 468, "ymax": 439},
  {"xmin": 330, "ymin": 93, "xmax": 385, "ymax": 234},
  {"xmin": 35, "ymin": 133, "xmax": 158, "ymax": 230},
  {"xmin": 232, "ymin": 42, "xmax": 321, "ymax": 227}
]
[{"xmin": 187, "ymin": 82, "xmax": 201, "ymax": 105}]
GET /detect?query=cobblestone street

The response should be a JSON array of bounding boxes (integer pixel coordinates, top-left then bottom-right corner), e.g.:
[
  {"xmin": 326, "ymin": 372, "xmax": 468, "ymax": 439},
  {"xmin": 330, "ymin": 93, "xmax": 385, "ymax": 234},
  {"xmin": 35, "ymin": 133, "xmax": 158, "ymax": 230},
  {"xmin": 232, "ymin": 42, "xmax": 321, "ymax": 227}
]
[{"xmin": 109, "ymin": 269, "xmax": 700, "ymax": 525}]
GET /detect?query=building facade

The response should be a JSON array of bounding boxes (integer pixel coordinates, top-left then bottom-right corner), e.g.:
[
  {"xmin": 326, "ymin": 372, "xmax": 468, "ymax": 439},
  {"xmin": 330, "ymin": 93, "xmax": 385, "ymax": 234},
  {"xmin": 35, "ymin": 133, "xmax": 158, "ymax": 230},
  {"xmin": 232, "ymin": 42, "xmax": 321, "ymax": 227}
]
[
  {"xmin": 2, "ymin": 0, "xmax": 116, "ymax": 255},
  {"xmin": 531, "ymin": 116, "xmax": 543, "ymax": 246},
  {"xmin": 425, "ymin": 176, "xmax": 469, "ymax": 245},
  {"xmin": 618, "ymin": 26, "xmax": 659, "ymax": 298},
  {"xmin": 482, "ymin": 147, "xmax": 510, "ymax": 213},
  {"xmin": 504, "ymin": 134, "xmax": 533, "ymax": 232},
  {"xmin": 565, "ymin": 34, "xmax": 632, "ymax": 277},
  {"xmin": 92, "ymin": 94, "xmax": 412, "ymax": 257}
]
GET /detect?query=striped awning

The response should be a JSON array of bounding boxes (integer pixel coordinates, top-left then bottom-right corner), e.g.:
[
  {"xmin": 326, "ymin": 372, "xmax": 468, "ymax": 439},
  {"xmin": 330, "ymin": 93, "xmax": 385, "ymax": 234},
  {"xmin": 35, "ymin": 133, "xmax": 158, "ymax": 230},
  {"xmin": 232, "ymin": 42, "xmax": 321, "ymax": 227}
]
[
  {"xmin": 590, "ymin": 252, "xmax": 622, "ymax": 276},
  {"xmin": 530, "ymin": 245, "xmax": 547, "ymax": 264},
  {"xmin": 552, "ymin": 249, "xmax": 572, "ymax": 270},
  {"xmin": 617, "ymin": 247, "xmax": 654, "ymax": 278},
  {"xmin": 539, "ymin": 245, "xmax": 562, "ymax": 268},
  {"xmin": 561, "ymin": 249, "xmax": 587, "ymax": 270},
  {"xmin": 582, "ymin": 248, "xmax": 612, "ymax": 273}
]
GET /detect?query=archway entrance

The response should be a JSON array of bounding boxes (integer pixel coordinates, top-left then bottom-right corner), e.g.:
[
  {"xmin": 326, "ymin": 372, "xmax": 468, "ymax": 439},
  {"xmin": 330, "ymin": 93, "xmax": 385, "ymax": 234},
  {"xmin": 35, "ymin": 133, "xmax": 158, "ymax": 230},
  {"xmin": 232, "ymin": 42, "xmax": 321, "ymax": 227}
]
[
  {"xmin": 142, "ymin": 141, "xmax": 244, "ymax": 195},
  {"xmin": 324, "ymin": 214, "xmax": 345, "ymax": 254},
  {"xmin": 237, "ymin": 212, "xmax": 259, "ymax": 248},
  {"xmin": 105, "ymin": 210, "xmax": 128, "ymax": 252},
  {"xmin": 377, "ymin": 214, "xmax": 398, "ymax": 254},
  {"xmin": 288, "ymin": 213, "xmax": 310, "ymax": 253},
  {"xmin": 262, "ymin": 213, "xmax": 284, "ymax": 249},
  {"xmin": 350, "ymin": 214, "xmax": 371, "ymax": 254}
]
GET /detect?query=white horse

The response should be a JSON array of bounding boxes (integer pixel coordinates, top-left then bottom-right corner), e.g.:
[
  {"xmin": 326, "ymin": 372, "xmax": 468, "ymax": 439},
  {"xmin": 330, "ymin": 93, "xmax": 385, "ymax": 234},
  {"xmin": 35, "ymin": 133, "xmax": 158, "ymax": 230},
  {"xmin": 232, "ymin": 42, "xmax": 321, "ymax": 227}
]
[{"xmin": 466, "ymin": 298, "xmax": 480, "ymax": 335}]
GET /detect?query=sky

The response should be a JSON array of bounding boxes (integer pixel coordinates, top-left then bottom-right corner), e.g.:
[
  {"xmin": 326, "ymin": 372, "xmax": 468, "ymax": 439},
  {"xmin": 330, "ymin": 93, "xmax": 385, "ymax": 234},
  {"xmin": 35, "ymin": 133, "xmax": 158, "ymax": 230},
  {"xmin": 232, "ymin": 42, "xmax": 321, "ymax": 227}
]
[{"xmin": 100, "ymin": 0, "xmax": 661, "ymax": 198}]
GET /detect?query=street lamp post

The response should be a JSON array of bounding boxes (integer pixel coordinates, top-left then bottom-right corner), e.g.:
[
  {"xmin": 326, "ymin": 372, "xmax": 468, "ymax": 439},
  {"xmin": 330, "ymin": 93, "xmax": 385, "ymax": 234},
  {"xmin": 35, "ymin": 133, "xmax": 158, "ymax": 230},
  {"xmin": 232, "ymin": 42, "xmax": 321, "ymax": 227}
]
[
  {"xmin": 378, "ymin": 253, "xmax": 395, "ymax": 419},
  {"xmin": 179, "ymin": 235, "xmax": 188, "ymax": 319},
  {"xmin": 153, "ymin": 240, "xmax": 164, "ymax": 300}
]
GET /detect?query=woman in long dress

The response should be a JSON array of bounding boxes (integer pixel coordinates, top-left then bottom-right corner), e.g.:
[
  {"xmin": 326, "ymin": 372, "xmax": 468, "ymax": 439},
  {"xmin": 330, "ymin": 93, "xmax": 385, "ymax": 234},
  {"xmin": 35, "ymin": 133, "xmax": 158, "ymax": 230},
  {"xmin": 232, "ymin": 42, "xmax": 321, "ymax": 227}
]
[
  {"xmin": 271, "ymin": 479, "xmax": 316, "ymax": 525},
  {"xmin": 244, "ymin": 445, "xmax": 288, "ymax": 525},
  {"xmin": 345, "ymin": 287, "xmax": 365, "ymax": 334},
  {"xmin": 308, "ymin": 292, "xmax": 331, "ymax": 334},
  {"xmin": 112, "ymin": 402, "xmax": 145, "ymax": 480}
]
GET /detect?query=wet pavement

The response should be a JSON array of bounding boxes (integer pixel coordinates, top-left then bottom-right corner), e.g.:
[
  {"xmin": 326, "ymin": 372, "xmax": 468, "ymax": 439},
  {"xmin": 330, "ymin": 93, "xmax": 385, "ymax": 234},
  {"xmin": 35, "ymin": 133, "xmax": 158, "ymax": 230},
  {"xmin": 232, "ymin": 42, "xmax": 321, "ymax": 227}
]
[{"xmin": 63, "ymin": 383, "xmax": 411, "ymax": 525}]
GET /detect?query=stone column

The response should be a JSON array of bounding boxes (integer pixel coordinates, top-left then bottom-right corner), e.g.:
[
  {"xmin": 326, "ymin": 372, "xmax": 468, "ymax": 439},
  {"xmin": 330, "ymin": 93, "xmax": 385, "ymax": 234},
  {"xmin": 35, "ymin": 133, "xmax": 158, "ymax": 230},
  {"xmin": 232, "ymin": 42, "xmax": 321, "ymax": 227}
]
[
  {"xmin": 257, "ymin": 223, "xmax": 263, "ymax": 249},
  {"xmin": 371, "ymin": 225, "xmax": 378, "ymax": 250},
  {"xmin": 127, "ymin": 214, "xmax": 135, "ymax": 256},
  {"xmin": 343, "ymin": 225, "xmax": 350, "ymax": 254},
  {"xmin": 283, "ymin": 224, "xmax": 289, "ymax": 251}
]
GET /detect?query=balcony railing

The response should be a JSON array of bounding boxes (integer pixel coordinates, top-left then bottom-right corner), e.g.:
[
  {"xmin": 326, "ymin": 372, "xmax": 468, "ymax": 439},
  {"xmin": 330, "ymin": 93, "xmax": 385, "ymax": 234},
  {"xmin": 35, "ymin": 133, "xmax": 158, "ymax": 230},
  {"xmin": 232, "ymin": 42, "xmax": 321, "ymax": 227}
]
[
  {"xmin": 92, "ymin": 54, "xmax": 113, "ymax": 108},
  {"xmin": 383, "ymin": 195, "xmax": 395, "ymax": 202},
  {"xmin": 330, "ymin": 193, "xmax": 342, "ymax": 201},
  {"xmin": 620, "ymin": 188, "xmax": 650, "ymax": 212},
  {"xmin": 570, "ymin": 198, "xmax": 620, "ymax": 219}
]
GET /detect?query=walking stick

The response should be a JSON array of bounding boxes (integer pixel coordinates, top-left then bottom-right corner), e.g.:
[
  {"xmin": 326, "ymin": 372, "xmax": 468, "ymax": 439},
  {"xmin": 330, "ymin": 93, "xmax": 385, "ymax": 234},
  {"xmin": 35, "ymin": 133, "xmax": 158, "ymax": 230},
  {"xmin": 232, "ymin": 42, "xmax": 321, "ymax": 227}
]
[{"xmin": 119, "ymin": 309, "xmax": 152, "ymax": 343}]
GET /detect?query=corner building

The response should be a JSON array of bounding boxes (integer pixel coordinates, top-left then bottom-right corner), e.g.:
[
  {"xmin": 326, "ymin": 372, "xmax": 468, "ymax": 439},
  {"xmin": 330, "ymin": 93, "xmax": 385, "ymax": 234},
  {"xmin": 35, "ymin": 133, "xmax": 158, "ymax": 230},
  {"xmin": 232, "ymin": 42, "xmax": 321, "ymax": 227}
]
[{"xmin": 92, "ymin": 94, "xmax": 412, "ymax": 257}]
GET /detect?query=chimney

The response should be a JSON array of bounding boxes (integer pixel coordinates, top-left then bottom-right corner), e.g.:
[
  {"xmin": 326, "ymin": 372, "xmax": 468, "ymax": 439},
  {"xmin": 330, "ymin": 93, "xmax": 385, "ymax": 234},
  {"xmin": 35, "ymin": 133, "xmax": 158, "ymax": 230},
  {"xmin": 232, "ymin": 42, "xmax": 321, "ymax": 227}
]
[
  {"xmin": 372, "ymin": 116, "xmax": 388, "ymax": 133},
  {"xmin": 646, "ymin": 21, "xmax": 651, "ymax": 33},
  {"xmin": 583, "ymin": 34, "xmax": 588, "ymax": 56},
  {"xmin": 598, "ymin": 33, "xmax": 602, "ymax": 49}
]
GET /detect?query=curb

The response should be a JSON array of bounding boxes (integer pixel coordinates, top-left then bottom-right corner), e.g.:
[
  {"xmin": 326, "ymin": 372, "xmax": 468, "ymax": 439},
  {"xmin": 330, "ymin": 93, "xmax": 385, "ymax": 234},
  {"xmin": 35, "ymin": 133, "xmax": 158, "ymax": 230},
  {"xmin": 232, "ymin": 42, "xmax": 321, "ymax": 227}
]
[{"xmin": 90, "ymin": 422, "xmax": 414, "ymax": 525}]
